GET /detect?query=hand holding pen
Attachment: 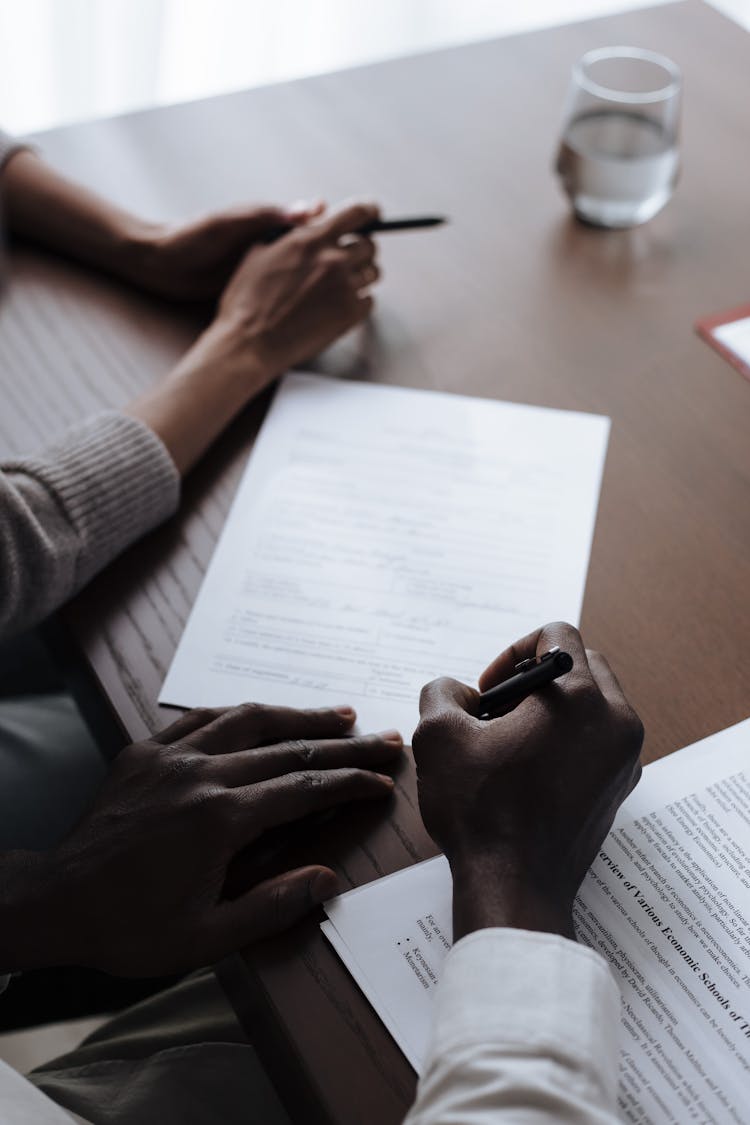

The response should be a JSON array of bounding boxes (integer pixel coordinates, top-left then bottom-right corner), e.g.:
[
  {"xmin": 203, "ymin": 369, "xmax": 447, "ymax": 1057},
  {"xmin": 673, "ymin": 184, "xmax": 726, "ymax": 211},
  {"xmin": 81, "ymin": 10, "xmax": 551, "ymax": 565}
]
[
  {"xmin": 412, "ymin": 622, "xmax": 644, "ymax": 940},
  {"xmin": 477, "ymin": 646, "xmax": 573, "ymax": 719},
  {"xmin": 263, "ymin": 213, "xmax": 447, "ymax": 242}
]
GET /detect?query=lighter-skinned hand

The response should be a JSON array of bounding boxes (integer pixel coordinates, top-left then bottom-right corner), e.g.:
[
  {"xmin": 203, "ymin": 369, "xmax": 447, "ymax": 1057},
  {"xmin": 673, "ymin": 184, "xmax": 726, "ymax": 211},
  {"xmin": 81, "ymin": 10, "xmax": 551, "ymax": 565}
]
[
  {"xmin": 210, "ymin": 200, "xmax": 381, "ymax": 381},
  {"xmin": 129, "ymin": 200, "xmax": 324, "ymax": 301}
]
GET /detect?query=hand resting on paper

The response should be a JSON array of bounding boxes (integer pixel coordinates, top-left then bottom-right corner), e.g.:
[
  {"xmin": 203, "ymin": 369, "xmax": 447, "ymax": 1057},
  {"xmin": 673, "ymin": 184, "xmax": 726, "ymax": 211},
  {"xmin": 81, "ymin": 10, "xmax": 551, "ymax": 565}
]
[
  {"xmin": 412, "ymin": 621, "xmax": 644, "ymax": 943},
  {"xmin": 0, "ymin": 703, "xmax": 401, "ymax": 976}
]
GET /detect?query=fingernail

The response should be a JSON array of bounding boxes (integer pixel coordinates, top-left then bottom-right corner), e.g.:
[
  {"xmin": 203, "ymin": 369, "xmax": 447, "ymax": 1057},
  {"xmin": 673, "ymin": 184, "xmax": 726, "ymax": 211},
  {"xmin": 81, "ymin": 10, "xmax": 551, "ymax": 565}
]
[
  {"xmin": 377, "ymin": 729, "xmax": 403, "ymax": 744},
  {"xmin": 335, "ymin": 706, "xmax": 356, "ymax": 718},
  {"xmin": 311, "ymin": 869, "xmax": 340, "ymax": 903},
  {"xmin": 375, "ymin": 773, "xmax": 395, "ymax": 786},
  {"xmin": 287, "ymin": 198, "xmax": 325, "ymax": 218}
]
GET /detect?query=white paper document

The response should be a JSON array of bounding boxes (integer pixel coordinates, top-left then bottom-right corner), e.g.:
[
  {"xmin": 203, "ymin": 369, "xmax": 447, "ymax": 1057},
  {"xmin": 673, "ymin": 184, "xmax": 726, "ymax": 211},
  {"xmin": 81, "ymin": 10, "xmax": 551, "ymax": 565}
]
[
  {"xmin": 161, "ymin": 373, "xmax": 609, "ymax": 735},
  {"xmin": 713, "ymin": 315, "xmax": 750, "ymax": 368},
  {"xmin": 322, "ymin": 718, "xmax": 750, "ymax": 1123}
]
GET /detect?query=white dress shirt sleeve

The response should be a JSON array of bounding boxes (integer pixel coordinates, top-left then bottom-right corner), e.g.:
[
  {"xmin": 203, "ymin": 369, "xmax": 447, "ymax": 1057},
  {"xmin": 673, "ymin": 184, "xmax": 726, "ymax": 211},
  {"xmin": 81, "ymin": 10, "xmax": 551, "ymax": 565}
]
[{"xmin": 403, "ymin": 928, "xmax": 622, "ymax": 1124}]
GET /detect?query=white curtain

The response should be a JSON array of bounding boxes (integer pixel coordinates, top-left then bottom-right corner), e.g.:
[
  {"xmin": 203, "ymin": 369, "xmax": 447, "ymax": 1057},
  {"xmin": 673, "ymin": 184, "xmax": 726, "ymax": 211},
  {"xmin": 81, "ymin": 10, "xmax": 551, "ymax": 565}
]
[{"xmin": 0, "ymin": 0, "xmax": 744, "ymax": 136}]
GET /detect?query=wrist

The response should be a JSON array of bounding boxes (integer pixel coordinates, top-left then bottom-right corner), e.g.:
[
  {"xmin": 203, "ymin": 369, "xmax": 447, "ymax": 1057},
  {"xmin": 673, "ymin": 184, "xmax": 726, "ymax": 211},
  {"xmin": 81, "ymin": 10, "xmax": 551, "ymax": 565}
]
[
  {"xmin": 449, "ymin": 850, "xmax": 575, "ymax": 943},
  {"xmin": 111, "ymin": 218, "xmax": 167, "ymax": 287},
  {"xmin": 172, "ymin": 317, "xmax": 275, "ymax": 404},
  {"xmin": 0, "ymin": 850, "xmax": 79, "ymax": 972},
  {"xmin": 209, "ymin": 308, "xmax": 285, "ymax": 387},
  {"xmin": 127, "ymin": 319, "xmax": 275, "ymax": 475}
]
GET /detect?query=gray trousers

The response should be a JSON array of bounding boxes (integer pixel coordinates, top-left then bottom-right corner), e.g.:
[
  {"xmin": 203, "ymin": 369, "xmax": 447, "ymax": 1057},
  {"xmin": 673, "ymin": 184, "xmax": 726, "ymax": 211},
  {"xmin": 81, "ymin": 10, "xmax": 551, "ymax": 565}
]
[
  {"xmin": 0, "ymin": 690, "xmax": 290, "ymax": 1125},
  {"xmin": 29, "ymin": 969, "xmax": 290, "ymax": 1125},
  {"xmin": 0, "ymin": 693, "xmax": 106, "ymax": 850}
]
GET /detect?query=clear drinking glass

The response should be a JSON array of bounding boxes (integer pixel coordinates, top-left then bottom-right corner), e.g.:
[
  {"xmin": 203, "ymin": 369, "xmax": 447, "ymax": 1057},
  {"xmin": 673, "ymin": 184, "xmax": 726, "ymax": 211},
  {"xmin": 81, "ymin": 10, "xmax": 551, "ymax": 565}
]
[{"xmin": 555, "ymin": 46, "xmax": 681, "ymax": 228}]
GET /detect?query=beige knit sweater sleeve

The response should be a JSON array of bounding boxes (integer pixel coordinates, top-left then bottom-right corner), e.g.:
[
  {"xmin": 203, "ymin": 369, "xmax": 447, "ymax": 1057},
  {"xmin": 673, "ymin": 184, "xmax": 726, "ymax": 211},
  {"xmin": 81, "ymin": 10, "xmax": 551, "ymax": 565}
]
[
  {"xmin": 0, "ymin": 128, "xmax": 181, "ymax": 639},
  {"xmin": 0, "ymin": 412, "xmax": 180, "ymax": 640}
]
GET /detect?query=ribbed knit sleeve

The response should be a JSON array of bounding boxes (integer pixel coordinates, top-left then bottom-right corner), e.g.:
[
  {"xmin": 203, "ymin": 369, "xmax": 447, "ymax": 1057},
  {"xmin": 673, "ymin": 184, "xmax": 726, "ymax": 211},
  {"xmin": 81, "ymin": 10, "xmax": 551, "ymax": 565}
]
[{"xmin": 0, "ymin": 412, "xmax": 180, "ymax": 639}]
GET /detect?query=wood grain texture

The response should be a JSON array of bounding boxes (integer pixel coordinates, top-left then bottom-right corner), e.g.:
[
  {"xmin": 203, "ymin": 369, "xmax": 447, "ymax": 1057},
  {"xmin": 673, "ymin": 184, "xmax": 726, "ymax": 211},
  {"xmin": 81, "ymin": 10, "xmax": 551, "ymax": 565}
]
[{"xmin": 1, "ymin": 3, "xmax": 749, "ymax": 1121}]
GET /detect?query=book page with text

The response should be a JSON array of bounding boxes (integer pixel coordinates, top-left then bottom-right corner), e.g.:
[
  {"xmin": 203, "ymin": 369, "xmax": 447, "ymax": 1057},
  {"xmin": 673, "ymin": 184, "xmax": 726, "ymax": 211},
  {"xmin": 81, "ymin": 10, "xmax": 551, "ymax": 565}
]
[{"xmin": 323, "ymin": 718, "xmax": 750, "ymax": 1123}]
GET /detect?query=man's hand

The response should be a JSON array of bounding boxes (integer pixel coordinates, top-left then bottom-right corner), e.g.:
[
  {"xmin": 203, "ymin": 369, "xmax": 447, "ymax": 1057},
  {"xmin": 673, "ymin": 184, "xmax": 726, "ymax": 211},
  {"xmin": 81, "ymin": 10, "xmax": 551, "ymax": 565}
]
[
  {"xmin": 412, "ymin": 622, "xmax": 643, "ymax": 942},
  {"xmin": 0, "ymin": 704, "xmax": 401, "ymax": 976},
  {"xmin": 127, "ymin": 201, "xmax": 324, "ymax": 301}
]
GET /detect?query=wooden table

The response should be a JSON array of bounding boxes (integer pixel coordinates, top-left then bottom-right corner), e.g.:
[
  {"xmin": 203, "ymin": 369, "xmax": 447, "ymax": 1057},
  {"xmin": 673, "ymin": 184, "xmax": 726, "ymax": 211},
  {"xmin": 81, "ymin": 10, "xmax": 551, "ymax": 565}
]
[{"xmin": 1, "ymin": 1, "xmax": 749, "ymax": 1120}]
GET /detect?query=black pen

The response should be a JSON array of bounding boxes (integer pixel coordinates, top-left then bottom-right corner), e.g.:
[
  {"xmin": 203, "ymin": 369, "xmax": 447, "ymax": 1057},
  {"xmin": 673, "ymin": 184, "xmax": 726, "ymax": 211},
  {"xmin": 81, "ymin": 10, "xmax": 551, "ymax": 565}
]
[
  {"xmin": 359, "ymin": 215, "xmax": 446, "ymax": 234},
  {"xmin": 263, "ymin": 215, "xmax": 447, "ymax": 242},
  {"xmin": 477, "ymin": 647, "xmax": 573, "ymax": 720}
]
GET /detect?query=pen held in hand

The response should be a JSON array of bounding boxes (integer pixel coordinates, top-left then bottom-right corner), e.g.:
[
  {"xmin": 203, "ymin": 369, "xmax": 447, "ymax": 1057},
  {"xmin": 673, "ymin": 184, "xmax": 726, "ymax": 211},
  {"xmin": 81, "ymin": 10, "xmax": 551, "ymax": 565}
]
[
  {"xmin": 263, "ymin": 215, "xmax": 447, "ymax": 243},
  {"xmin": 477, "ymin": 647, "xmax": 574, "ymax": 720},
  {"xmin": 359, "ymin": 215, "xmax": 447, "ymax": 234}
]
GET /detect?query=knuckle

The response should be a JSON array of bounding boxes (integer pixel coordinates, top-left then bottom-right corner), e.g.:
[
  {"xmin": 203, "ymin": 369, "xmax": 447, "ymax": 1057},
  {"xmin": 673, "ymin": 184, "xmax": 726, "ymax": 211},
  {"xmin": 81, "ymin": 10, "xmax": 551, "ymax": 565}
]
[
  {"xmin": 432, "ymin": 675, "xmax": 456, "ymax": 694},
  {"xmin": 412, "ymin": 712, "xmax": 455, "ymax": 754},
  {"xmin": 185, "ymin": 783, "xmax": 229, "ymax": 825},
  {"xmin": 621, "ymin": 709, "xmax": 645, "ymax": 755},
  {"xmin": 161, "ymin": 747, "xmax": 203, "ymax": 781},
  {"xmin": 233, "ymin": 701, "xmax": 271, "ymax": 736},
  {"xmin": 186, "ymin": 706, "xmax": 221, "ymax": 726},
  {"xmin": 297, "ymin": 769, "xmax": 329, "ymax": 793},
  {"xmin": 191, "ymin": 782, "xmax": 225, "ymax": 808},
  {"xmin": 544, "ymin": 620, "xmax": 581, "ymax": 645},
  {"xmin": 286, "ymin": 227, "xmax": 316, "ymax": 259},
  {"xmin": 285, "ymin": 739, "xmax": 317, "ymax": 766},
  {"xmin": 236, "ymin": 701, "xmax": 265, "ymax": 721},
  {"xmin": 566, "ymin": 669, "xmax": 600, "ymax": 701},
  {"xmin": 327, "ymin": 247, "xmax": 349, "ymax": 270}
]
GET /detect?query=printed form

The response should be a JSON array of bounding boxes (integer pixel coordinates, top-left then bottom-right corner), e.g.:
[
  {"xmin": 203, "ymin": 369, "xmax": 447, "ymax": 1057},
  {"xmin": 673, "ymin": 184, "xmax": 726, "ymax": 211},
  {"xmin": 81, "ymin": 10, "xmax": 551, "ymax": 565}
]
[
  {"xmin": 321, "ymin": 718, "xmax": 750, "ymax": 1123},
  {"xmin": 161, "ymin": 373, "xmax": 609, "ymax": 735}
]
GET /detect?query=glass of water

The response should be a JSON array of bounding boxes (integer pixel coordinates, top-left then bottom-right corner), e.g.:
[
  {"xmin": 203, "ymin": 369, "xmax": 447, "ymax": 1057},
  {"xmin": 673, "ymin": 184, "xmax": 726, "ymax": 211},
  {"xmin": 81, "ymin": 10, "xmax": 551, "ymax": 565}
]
[{"xmin": 555, "ymin": 46, "xmax": 681, "ymax": 228}]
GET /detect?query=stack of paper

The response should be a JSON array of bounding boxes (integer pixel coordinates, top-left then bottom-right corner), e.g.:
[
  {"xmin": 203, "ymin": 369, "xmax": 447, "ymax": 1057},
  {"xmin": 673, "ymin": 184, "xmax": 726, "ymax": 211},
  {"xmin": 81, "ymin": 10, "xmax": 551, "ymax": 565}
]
[{"xmin": 322, "ymin": 719, "xmax": 750, "ymax": 1123}]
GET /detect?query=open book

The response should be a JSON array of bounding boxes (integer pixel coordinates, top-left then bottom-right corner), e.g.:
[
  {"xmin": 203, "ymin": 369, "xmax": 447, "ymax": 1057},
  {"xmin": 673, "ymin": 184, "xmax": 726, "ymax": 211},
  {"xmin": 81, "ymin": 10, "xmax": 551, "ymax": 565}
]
[{"xmin": 322, "ymin": 718, "xmax": 750, "ymax": 1123}]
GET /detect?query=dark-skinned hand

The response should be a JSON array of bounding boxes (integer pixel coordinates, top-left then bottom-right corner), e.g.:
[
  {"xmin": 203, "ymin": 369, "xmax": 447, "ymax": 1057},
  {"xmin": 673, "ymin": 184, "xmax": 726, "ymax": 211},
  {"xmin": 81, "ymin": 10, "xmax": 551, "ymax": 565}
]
[
  {"xmin": 0, "ymin": 703, "xmax": 401, "ymax": 976},
  {"xmin": 412, "ymin": 622, "xmax": 643, "ymax": 942}
]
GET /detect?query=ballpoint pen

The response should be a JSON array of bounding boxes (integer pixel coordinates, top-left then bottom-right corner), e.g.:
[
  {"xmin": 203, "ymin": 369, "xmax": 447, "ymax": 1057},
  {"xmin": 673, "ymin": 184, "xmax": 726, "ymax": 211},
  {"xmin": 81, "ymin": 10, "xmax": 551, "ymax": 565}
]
[
  {"xmin": 477, "ymin": 646, "xmax": 573, "ymax": 720},
  {"xmin": 264, "ymin": 215, "xmax": 447, "ymax": 242}
]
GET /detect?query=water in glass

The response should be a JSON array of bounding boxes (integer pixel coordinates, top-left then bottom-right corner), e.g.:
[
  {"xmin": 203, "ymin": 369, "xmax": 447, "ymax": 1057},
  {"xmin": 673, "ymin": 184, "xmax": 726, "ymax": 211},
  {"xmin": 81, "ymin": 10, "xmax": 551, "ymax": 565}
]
[{"xmin": 556, "ymin": 108, "xmax": 679, "ymax": 228}]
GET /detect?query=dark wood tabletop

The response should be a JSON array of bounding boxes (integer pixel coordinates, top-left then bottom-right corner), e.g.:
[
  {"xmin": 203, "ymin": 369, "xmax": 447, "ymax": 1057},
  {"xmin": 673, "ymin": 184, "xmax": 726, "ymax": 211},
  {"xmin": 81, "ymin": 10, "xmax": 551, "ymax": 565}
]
[{"xmin": 1, "ymin": 2, "xmax": 749, "ymax": 1121}]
